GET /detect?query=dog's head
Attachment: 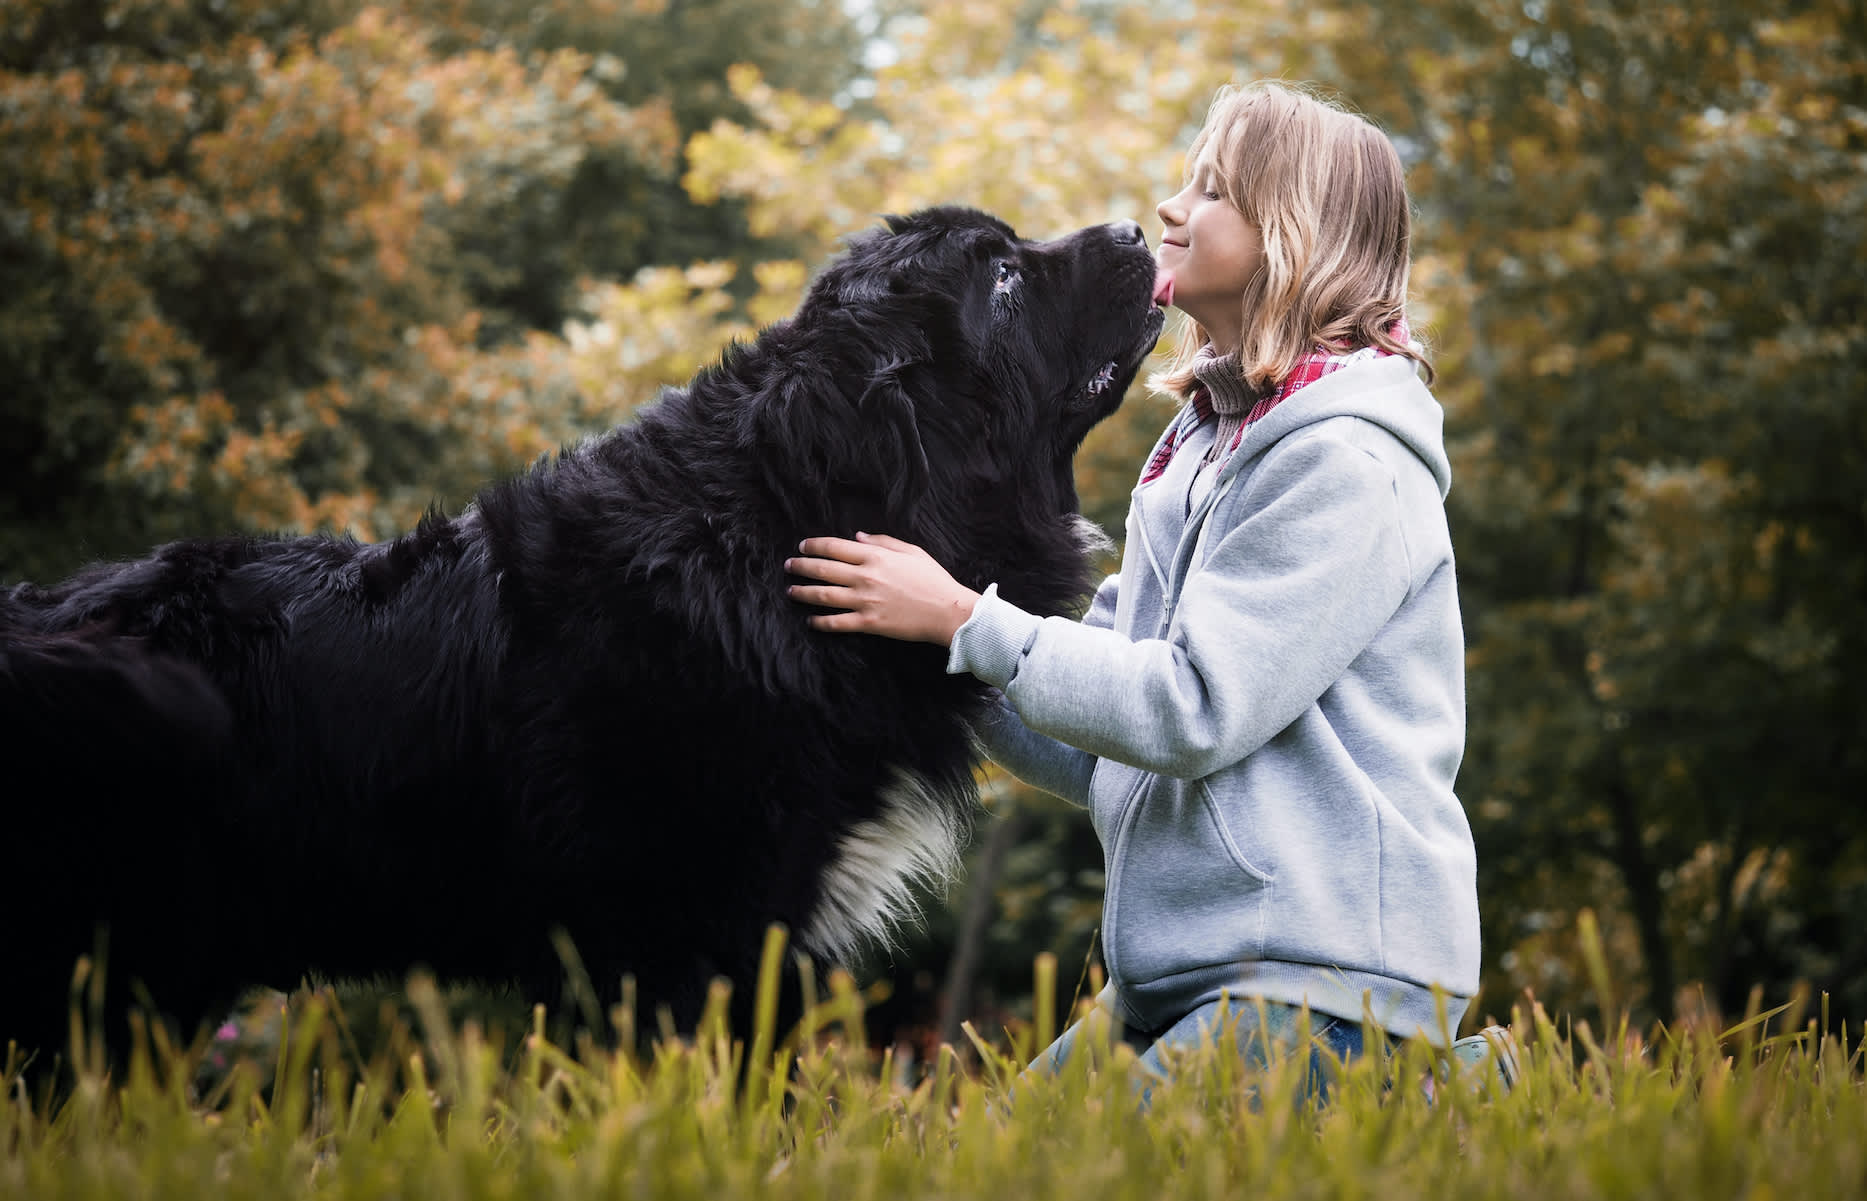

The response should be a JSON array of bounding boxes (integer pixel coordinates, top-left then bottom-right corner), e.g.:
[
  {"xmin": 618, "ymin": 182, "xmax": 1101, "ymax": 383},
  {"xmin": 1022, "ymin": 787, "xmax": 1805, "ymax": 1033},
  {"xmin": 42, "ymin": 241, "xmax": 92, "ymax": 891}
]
[{"xmin": 765, "ymin": 206, "xmax": 1164, "ymax": 613}]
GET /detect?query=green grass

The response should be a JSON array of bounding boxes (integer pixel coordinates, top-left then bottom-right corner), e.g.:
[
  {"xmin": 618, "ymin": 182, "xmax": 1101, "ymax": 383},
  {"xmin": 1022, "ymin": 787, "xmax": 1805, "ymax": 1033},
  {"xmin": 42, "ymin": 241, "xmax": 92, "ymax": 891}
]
[{"xmin": 4, "ymin": 931, "xmax": 1863, "ymax": 1201}]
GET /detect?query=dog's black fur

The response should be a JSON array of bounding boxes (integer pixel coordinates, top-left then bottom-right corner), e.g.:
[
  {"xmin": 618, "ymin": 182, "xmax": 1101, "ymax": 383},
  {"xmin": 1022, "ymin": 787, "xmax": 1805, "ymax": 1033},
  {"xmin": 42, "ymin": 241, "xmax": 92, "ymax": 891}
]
[{"xmin": 1, "ymin": 207, "xmax": 1162, "ymax": 1064}]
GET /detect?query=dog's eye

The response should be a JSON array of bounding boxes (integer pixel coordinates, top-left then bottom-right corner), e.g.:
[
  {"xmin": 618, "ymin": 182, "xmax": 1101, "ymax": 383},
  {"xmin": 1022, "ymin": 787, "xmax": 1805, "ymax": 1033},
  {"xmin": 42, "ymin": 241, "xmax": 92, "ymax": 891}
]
[{"xmin": 992, "ymin": 261, "xmax": 1019, "ymax": 292}]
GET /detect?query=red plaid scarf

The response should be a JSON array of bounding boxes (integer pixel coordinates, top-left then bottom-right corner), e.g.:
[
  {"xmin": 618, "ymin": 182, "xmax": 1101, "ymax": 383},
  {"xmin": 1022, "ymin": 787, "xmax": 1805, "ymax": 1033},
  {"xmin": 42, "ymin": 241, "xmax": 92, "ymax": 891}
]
[{"xmin": 1140, "ymin": 323, "xmax": 1410, "ymax": 486}]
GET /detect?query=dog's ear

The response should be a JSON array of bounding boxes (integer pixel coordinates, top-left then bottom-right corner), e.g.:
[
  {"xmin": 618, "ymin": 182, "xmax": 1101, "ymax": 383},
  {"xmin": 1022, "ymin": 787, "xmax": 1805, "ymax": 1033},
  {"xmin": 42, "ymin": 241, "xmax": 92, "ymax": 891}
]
[
  {"xmin": 857, "ymin": 359, "xmax": 931, "ymax": 517},
  {"xmin": 835, "ymin": 271, "xmax": 892, "ymax": 307},
  {"xmin": 824, "ymin": 218, "xmax": 951, "ymax": 308},
  {"xmin": 831, "ymin": 256, "xmax": 924, "ymax": 308},
  {"xmin": 817, "ymin": 227, "xmax": 899, "ymax": 307},
  {"xmin": 756, "ymin": 355, "xmax": 930, "ymax": 524}
]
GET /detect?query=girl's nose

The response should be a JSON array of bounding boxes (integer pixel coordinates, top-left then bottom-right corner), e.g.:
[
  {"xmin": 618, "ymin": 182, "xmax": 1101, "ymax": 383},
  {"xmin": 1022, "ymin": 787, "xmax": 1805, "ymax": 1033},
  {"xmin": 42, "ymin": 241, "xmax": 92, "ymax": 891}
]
[{"xmin": 1156, "ymin": 192, "xmax": 1184, "ymax": 229}]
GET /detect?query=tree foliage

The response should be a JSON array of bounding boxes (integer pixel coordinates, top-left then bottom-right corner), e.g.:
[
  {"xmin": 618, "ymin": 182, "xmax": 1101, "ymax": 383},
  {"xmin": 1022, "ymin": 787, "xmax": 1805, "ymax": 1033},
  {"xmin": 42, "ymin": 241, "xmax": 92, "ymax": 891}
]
[
  {"xmin": 0, "ymin": 0, "xmax": 859, "ymax": 579},
  {"xmin": 1337, "ymin": 0, "xmax": 1867, "ymax": 1024}
]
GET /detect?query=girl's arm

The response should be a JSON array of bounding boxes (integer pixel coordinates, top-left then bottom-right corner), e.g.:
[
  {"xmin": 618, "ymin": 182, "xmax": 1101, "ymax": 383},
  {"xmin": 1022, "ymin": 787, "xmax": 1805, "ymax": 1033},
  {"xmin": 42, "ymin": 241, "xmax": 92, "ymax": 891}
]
[
  {"xmin": 790, "ymin": 433, "xmax": 1412, "ymax": 780},
  {"xmin": 786, "ymin": 544, "xmax": 1119, "ymax": 806},
  {"xmin": 961, "ymin": 573, "xmax": 1119, "ymax": 806},
  {"xmin": 783, "ymin": 539, "xmax": 1122, "ymax": 643},
  {"xmin": 951, "ymin": 435, "xmax": 1412, "ymax": 780}
]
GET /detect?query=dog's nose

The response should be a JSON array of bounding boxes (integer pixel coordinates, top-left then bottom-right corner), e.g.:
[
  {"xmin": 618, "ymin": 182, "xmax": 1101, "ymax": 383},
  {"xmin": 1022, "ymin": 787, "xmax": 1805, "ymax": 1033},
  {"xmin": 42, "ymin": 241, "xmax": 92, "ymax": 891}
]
[{"xmin": 1108, "ymin": 219, "xmax": 1145, "ymax": 245}]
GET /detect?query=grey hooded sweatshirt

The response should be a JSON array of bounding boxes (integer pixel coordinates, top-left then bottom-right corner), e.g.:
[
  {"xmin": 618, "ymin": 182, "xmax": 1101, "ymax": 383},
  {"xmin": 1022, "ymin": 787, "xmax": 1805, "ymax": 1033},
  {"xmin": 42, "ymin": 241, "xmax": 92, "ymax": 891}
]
[{"xmin": 948, "ymin": 354, "xmax": 1480, "ymax": 1044}]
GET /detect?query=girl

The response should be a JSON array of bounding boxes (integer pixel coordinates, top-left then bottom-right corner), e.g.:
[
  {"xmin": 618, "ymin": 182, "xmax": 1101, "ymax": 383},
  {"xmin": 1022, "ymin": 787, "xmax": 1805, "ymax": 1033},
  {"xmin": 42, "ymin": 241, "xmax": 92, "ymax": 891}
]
[{"xmin": 785, "ymin": 80, "xmax": 1499, "ymax": 1096}]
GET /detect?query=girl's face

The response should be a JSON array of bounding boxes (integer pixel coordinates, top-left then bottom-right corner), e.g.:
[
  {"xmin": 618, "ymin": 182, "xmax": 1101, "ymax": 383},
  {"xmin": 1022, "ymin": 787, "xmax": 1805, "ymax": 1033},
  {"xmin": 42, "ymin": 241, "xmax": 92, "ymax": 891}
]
[{"xmin": 1154, "ymin": 158, "xmax": 1263, "ymax": 354}]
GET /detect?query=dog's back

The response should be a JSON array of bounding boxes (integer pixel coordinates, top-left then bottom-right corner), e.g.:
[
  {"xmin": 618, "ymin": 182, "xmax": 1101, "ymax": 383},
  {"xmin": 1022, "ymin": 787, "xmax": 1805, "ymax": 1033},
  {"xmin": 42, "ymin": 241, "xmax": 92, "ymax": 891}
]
[
  {"xmin": 0, "ymin": 459, "xmax": 961, "ymax": 1062},
  {"xmin": 0, "ymin": 519, "xmax": 527, "ymax": 1062}
]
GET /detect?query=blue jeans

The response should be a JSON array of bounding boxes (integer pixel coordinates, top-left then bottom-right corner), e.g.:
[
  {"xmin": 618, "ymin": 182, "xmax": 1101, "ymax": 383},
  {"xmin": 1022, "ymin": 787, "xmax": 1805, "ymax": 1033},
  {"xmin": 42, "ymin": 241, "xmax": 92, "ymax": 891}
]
[{"xmin": 1024, "ymin": 996, "xmax": 1375, "ymax": 1110}]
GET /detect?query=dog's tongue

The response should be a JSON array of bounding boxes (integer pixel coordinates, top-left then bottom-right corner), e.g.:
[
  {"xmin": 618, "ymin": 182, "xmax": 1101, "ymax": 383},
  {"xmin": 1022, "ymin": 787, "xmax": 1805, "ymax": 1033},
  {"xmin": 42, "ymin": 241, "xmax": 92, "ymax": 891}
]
[{"xmin": 1153, "ymin": 267, "xmax": 1174, "ymax": 308}]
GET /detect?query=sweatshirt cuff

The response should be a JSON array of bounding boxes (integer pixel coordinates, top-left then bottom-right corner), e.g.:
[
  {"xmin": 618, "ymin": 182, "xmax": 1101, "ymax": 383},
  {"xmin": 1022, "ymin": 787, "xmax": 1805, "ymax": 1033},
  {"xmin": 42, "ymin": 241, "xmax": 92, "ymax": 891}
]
[{"xmin": 945, "ymin": 583, "xmax": 1043, "ymax": 688}]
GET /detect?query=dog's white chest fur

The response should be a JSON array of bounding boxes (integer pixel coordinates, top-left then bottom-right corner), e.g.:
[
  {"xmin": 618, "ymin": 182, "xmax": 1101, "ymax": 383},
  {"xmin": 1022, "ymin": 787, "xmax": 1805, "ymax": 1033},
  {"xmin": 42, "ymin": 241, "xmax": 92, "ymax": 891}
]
[{"xmin": 800, "ymin": 767, "xmax": 969, "ymax": 963}]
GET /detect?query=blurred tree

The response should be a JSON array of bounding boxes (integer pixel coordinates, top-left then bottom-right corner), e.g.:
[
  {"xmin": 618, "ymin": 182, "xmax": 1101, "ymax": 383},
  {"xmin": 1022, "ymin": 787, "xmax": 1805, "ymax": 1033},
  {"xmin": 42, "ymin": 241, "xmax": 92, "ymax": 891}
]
[
  {"xmin": 0, "ymin": 0, "xmax": 869, "ymax": 582},
  {"xmin": 1335, "ymin": 0, "xmax": 1867, "ymax": 1024},
  {"xmin": 1602, "ymin": 8, "xmax": 1867, "ymax": 1019},
  {"xmin": 0, "ymin": 2, "xmax": 626, "ymax": 577},
  {"xmin": 401, "ymin": 0, "xmax": 871, "ymax": 340}
]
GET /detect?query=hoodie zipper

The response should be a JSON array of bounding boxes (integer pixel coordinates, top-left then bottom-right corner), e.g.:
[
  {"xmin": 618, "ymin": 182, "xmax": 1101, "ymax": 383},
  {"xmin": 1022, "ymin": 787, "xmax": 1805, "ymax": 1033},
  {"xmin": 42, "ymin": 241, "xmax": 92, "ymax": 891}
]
[
  {"xmin": 1164, "ymin": 444, "xmax": 1254, "ymax": 619},
  {"xmin": 1103, "ymin": 450, "xmax": 1239, "ymax": 989}
]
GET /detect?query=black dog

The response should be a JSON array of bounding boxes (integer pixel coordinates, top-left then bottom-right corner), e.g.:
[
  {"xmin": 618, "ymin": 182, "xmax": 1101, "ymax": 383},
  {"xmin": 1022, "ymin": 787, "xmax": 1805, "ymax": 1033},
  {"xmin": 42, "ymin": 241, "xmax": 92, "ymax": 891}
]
[{"xmin": 1, "ymin": 206, "xmax": 1164, "ymax": 1064}]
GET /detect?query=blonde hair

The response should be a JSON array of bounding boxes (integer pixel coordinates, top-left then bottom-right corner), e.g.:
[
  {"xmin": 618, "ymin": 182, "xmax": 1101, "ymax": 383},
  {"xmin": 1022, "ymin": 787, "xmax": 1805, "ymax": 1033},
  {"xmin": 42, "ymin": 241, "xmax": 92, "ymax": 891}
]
[{"xmin": 1150, "ymin": 80, "xmax": 1432, "ymax": 398}]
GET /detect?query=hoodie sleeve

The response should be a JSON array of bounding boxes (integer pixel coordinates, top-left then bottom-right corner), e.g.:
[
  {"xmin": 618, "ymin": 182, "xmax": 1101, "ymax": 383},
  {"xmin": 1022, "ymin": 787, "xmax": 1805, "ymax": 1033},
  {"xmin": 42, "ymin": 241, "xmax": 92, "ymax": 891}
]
[
  {"xmin": 962, "ymin": 572, "xmax": 1118, "ymax": 806},
  {"xmin": 949, "ymin": 432, "xmax": 1412, "ymax": 780}
]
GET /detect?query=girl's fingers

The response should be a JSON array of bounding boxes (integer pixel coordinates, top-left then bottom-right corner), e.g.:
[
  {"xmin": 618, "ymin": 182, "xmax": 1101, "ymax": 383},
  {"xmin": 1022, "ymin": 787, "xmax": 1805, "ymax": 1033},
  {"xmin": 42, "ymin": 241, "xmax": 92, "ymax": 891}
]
[
  {"xmin": 796, "ymin": 536, "xmax": 869, "ymax": 562},
  {"xmin": 787, "ymin": 584, "xmax": 857, "ymax": 609},
  {"xmin": 855, "ymin": 532, "xmax": 916, "ymax": 553},
  {"xmin": 807, "ymin": 611, "xmax": 868, "ymax": 633},
  {"xmin": 784, "ymin": 556, "xmax": 863, "ymax": 586}
]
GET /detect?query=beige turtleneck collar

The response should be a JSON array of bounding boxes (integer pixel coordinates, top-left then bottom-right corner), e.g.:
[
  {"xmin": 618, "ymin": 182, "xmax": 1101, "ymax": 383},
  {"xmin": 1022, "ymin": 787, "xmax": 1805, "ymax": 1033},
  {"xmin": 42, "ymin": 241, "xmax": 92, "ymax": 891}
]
[
  {"xmin": 1191, "ymin": 347, "xmax": 1261, "ymax": 465},
  {"xmin": 1191, "ymin": 346, "xmax": 1259, "ymax": 417}
]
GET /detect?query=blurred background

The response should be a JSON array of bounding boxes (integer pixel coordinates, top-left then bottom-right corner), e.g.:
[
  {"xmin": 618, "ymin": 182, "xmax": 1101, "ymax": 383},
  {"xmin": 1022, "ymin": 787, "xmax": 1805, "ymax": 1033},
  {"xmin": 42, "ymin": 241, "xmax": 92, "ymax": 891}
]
[{"xmin": 3, "ymin": 0, "xmax": 1862, "ymax": 1052}]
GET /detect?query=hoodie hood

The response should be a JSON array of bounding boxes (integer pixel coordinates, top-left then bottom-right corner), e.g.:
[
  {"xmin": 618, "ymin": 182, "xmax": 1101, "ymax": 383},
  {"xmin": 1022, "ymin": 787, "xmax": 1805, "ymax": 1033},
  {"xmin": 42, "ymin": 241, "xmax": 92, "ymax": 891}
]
[
  {"xmin": 1125, "ymin": 353, "xmax": 1452, "ymax": 608},
  {"xmin": 1218, "ymin": 354, "xmax": 1451, "ymax": 501}
]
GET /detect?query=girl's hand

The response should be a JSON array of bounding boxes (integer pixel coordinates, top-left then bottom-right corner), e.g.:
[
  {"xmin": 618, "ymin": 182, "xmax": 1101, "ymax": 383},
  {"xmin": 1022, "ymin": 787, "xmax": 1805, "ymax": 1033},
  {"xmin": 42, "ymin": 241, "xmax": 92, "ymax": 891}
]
[{"xmin": 785, "ymin": 532, "xmax": 982, "ymax": 647}]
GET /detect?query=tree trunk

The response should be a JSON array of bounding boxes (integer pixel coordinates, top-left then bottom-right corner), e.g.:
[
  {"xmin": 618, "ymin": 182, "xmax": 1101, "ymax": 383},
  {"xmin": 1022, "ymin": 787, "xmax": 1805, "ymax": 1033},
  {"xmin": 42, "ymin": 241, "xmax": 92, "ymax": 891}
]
[
  {"xmin": 1607, "ymin": 775, "xmax": 1676, "ymax": 1023},
  {"xmin": 938, "ymin": 807, "xmax": 1026, "ymax": 1051}
]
